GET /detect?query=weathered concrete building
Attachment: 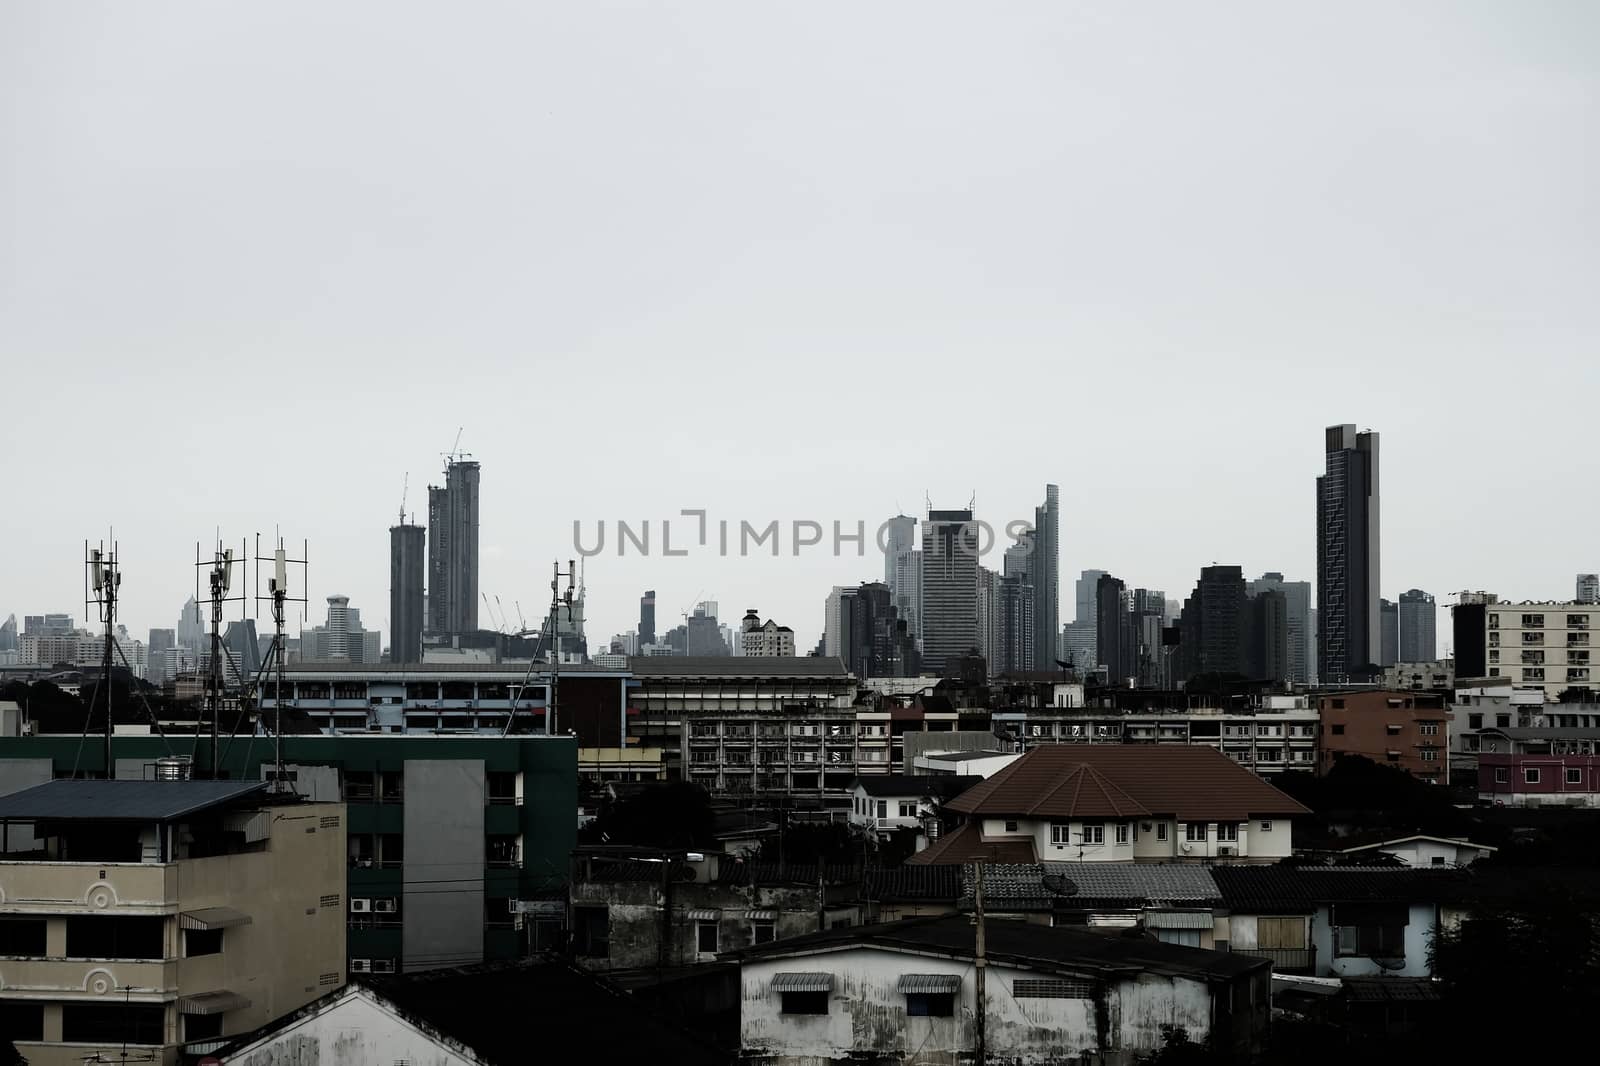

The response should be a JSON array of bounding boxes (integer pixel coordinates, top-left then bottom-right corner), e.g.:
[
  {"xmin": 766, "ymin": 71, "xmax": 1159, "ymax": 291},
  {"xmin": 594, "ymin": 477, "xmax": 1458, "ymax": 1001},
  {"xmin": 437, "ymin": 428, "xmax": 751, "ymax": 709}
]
[{"xmin": 735, "ymin": 914, "xmax": 1268, "ymax": 1065}]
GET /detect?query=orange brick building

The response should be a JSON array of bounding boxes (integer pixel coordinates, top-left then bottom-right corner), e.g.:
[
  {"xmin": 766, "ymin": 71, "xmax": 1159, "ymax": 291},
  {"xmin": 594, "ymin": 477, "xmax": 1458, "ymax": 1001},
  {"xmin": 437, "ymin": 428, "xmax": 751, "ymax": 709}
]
[{"xmin": 1318, "ymin": 690, "xmax": 1447, "ymax": 783}]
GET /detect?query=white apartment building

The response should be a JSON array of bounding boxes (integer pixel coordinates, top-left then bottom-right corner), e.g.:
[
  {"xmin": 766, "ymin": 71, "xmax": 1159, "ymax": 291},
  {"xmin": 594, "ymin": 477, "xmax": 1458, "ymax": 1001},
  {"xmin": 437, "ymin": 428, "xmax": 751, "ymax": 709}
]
[
  {"xmin": 1481, "ymin": 601, "xmax": 1598, "ymax": 698},
  {"xmin": 740, "ymin": 611, "xmax": 796, "ymax": 657}
]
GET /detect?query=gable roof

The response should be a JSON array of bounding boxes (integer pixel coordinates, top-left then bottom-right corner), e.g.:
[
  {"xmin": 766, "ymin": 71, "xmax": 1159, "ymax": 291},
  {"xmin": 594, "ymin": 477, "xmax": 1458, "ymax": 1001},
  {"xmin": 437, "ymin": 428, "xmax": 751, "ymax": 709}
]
[
  {"xmin": 861, "ymin": 864, "xmax": 961, "ymax": 902},
  {"xmin": 905, "ymin": 821, "xmax": 1038, "ymax": 866},
  {"xmin": 945, "ymin": 745, "xmax": 1309, "ymax": 821},
  {"xmin": 0, "ymin": 779, "xmax": 268, "ymax": 822},
  {"xmin": 213, "ymin": 957, "xmax": 724, "ymax": 1066},
  {"xmin": 735, "ymin": 913, "xmax": 1265, "ymax": 982},
  {"xmin": 853, "ymin": 774, "xmax": 981, "ymax": 800},
  {"xmin": 1337, "ymin": 834, "xmax": 1497, "ymax": 856}
]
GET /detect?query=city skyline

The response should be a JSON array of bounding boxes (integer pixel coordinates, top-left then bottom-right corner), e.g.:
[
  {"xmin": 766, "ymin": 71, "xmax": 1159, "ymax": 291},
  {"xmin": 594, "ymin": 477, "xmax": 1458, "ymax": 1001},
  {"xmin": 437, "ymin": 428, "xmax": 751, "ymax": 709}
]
[{"xmin": 3, "ymin": 5, "xmax": 1596, "ymax": 657}]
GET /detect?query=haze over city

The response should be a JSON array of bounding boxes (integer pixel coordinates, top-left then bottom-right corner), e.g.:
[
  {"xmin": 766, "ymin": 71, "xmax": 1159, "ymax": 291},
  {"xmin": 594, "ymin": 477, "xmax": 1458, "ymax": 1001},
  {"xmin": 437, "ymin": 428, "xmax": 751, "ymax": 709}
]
[{"xmin": 3, "ymin": 1, "xmax": 1596, "ymax": 648}]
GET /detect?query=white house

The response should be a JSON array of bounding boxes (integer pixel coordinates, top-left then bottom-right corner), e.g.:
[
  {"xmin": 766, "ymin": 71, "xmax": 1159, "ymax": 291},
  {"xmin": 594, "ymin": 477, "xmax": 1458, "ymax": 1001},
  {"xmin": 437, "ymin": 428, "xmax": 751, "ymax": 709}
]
[
  {"xmin": 914, "ymin": 749, "xmax": 1023, "ymax": 778},
  {"xmin": 847, "ymin": 774, "xmax": 978, "ymax": 837},
  {"xmin": 735, "ymin": 914, "xmax": 1269, "ymax": 1065},
  {"xmin": 908, "ymin": 745, "xmax": 1309, "ymax": 866},
  {"xmin": 1336, "ymin": 834, "xmax": 1497, "ymax": 868}
]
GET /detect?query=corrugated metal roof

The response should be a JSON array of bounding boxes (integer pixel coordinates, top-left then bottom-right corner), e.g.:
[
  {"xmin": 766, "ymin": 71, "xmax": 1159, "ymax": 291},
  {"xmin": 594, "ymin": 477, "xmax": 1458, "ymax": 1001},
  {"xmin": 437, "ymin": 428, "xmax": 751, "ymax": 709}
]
[
  {"xmin": 1211, "ymin": 866, "xmax": 1469, "ymax": 909},
  {"xmin": 0, "ymin": 780, "xmax": 268, "ymax": 822},
  {"xmin": 1143, "ymin": 911, "xmax": 1215, "ymax": 930},
  {"xmin": 180, "ymin": 907, "xmax": 252, "ymax": 931},
  {"xmin": 897, "ymin": 974, "xmax": 961, "ymax": 993},
  {"xmin": 769, "ymin": 972, "xmax": 833, "ymax": 992},
  {"xmin": 628, "ymin": 656, "xmax": 850, "ymax": 678}
]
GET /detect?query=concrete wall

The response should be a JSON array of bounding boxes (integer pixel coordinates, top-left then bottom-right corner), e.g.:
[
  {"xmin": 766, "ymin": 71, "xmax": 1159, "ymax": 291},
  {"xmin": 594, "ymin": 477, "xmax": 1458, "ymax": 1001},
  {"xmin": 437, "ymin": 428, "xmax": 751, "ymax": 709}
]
[
  {"xmin": 402, "ymin": 759, "xmax": 485, "ymax": 971},
  {"xmin": 739, "ymin": 947, "xmax": 1221, "ymax": 1066},
  {"xmin": 0, "ymin": 756, "xmax": 51, "ymax": 851},
  {"xmin": 1311, "ymin": 902, "xmax": 1436, "ymax": 978},
  {"xmin": 978, "ymin": 817, "xmax": 1290, "ymax": 864},
  {"xmin": 225, "ymin": 988, "xmax": 478, "ymax": 1066}
]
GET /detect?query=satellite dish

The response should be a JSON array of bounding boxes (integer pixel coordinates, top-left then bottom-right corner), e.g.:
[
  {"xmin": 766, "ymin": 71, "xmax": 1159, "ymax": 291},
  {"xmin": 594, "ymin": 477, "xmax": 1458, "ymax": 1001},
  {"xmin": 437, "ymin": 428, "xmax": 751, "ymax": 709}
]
[{"xmin": 1041, "ymin": 874, "xmax": 1079, "ymax": 898}]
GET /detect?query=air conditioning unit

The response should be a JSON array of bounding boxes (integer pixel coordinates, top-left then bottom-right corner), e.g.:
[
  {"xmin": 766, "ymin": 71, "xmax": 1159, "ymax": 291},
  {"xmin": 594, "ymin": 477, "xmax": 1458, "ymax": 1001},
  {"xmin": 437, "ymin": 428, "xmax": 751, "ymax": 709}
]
[
  {"xmin": 350, "ymin": 898, "xmax": 372, "ymax": 913},
  {"xmin": 350, "ymin": 958, "xmax": 372, "ymax": 973},
  {"xmin": 374, "ymin": 898, "xmax": 397, "ymax": 914},
  {"xmin": 1217, "ymin": 846, "xmax": 1235, "ymax": 857},
  {"xmin": 372, "ymin": 959, "xmax": 396, "ymax": 974}
]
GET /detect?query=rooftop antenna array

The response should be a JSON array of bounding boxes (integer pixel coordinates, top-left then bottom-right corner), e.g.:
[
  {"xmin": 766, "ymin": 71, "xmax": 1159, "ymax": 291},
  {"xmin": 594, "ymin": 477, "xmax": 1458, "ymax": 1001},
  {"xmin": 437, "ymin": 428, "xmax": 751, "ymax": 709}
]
[
  {"xmin": 255, "ymin": 534, "xmax": 308, "ymax": 791},
  {"xmin": 84, "ymin": 536, "xmax": 122, "ymax": 777},
  {"xmin": 502, "ymin": 560, "xmax": 577, "ymax": 739},
  {"xmin": 195, "ymin": 537, "xmax": 248, "ymax": 779}
]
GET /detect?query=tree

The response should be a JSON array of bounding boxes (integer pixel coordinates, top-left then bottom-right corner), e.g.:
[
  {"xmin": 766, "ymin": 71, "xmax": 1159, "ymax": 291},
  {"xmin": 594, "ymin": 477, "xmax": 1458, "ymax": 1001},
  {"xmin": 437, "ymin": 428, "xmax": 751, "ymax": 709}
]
[{"xmin": 579, "ymin": 782, "xmax": 716, "ymax": 849}]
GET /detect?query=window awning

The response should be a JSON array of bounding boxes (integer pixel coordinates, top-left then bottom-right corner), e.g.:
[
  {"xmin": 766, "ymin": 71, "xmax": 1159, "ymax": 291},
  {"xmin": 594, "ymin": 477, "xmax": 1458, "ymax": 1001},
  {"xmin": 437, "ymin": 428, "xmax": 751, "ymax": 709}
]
[
  {"xmin": 1143, "ymin": 911, "xmax": 1215, "ymax": 930},
  {"xmin": 746, "ymin": 910, "xmax": 777, "ymax": 921},
  {"xmin": 897, "ymin": 973, "xmax": 961, "ymax": 993},
  {"xmin": 686, "ymin": 909, "xmax": 720, "ymax": 921},
  {"xmin": 180, "ymin": 907, "xmax": 252, "ymax": 931},
  {"xmin": 770, "ymin": 972, "xmax": 833, "ymax": 992},
  {"xmin": 179, "ymin": 990, "xmax": 251, "ymax": 1015}
]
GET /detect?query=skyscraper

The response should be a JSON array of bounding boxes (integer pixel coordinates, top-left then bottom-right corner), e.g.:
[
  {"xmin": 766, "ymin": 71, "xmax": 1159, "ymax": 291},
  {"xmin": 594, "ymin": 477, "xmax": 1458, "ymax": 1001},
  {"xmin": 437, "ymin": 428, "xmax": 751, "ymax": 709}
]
[
  {"xmin": 1246, "ymin": 589, "xmax": 1289, "ymax": 683},
  {"xmin": 1096, "ymin": 574, "xmax": 1134, "ymax": 683},
  {"xmin": 837, "ymin": 584, "xmax": 914, "ymax": 678},
  {"xmin": 299, "ymin": 595, "xmax": 379, "ymax": 663},
  {"xmin": 882, "ymin": 515, "xmax": 917, "ymax": 586},
  {"xmin": 1397, "ymin": 588, "xmax": 1437, "ymax": 662},
  {"xmin": 920, "ymin": 508, "xmax": 979, "ymax": 674},
  {"xmin": 0, "ymin": 614, "xmax": 15, "ymax": 654},
  {"xmin": 1247, "ymin": 572, "xmax": 1314, "ymax": 684},
  {"xmin": 1175, "ymin": 565, "xmax": 1247, "ymax": 682},
  {"xmin": 1317, "ymin": 424, "xmax": 1380, "ymax": 683},
  {"xmin": 389, "ymin": 520, "xmax": 426, "ymax": 663},
  {"xmin": 1380, "ymin": 598, "xmax": 1398, "ymax": 667},
  {"xmin": 998, "ymin": 573, "xmax": 1035, "ymax": 675},
  {"xmin": 1032, "ymin": 485, "xmax": 1059, "ymax": 671},
  {"xmin": 1578, "ymin": 574, "xmax": 1599, "ymax": 605},
  {"xmin": 640, "ymin": 590, "xmax": 656, "ymax": 646},
  {"xmin": 976, "ymin": 567, "xmax": 1001, "ymax": 671},
  {"xmin": 426, "ymin": 458, "xmax": 480, "ymax": 636}
]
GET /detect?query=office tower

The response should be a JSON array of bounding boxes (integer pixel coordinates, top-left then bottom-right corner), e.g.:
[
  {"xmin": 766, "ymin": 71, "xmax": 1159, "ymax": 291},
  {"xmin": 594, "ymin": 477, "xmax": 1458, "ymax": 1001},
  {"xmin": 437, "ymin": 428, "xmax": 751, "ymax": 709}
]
[
  {"xmin": 1317, "ymin": 424, "xmax": 1381, "ymax": 683},
  {"xmin": 1032, "ymin": 484, "xmax": 1059, "ymax": 672},
  {"xmin": 882, "ymin": 515, "xmax": 917, "ymax": 586},
  {"xmin": 1095, "ymin": 574, "xmax": 1134, "ymax": 683},
  {"xmin": 145, "ymin": 628, "xmax": 174, "ymax": 683},
  {"xmin": 1379, "ymin": 598, "xmax": 1398, "ymax": 667},
  {"xmin": 976, "ymin": 567, "xmax": 1001, "ymax": 671},
  {"xmin": 390, "ymin": 521, "xmax": 426, "ymax": 663},
  {"xmin": 426, "ymin": 458, "xmax": 480, "ymax": 635},
  {"xmin": 222, "ymin": 619, "xmax": 262, "ymax": 685},
  {"xmin": 1003, "ymin": 533, "xmax": 1033, "ymax": 581},
  {"xmin": 301, "ymin": 596, "xmax": 380, "ymax": 663},
  {"xmin": 0, "ymin": 614, "xmax": 14, "ymax": 653},
  {"xmin": 1578, "ymin": 574, "xmax": 1599, "ymax": 605},
  {"xmin": 998, "ymin": 574, "xmax": 1035, "ymax": 675},
  {"xmin": 1247, "ymin": 572, "xmax": 1314, "ymax": 684},
  {"xmin": 1075, "ymin": 570, "xmax": 1107, "ymax": 623},
  {"xmin": 1061, "ymin": 621, "xmax": 1096, "ymax": 673},
  {"xmin": 1397, "ymin": 589, "xmax": 1437, "ymax": 662},
  {"xmin": 640, "ymin": 590, "xmax": 657, "ymax": 646},
  {"xmin": 890, "ymin": 549, "xmax": 922, "ymax": 645},
  {"xmin": 837, "ymin": 584, "xmax": 914, "ymax": 677},
  {"xmin": 1246, "ymin": 589, "xmax": 1290, "ymax": 683},
  {"xmin": 1132, "ymin": 589, "xmax": 1166, "ymax": 686},
  {"xmin": 1176, "ymin": 565, "xmax": 1247, "ymax": 682},
  {"xmin": 823, "ymin": 586, "xmax": 849, "ymax": 659},
  {"xmin": 176, "ymin": 597, "xmax": 204, "ymax": 654},
  {"xmin": 685, "ymin": 603, "xmax": 728, "ymax": 656},
  {"xmin": 920, "ymin": 509, "xmax": 979, "ymax": 674}
]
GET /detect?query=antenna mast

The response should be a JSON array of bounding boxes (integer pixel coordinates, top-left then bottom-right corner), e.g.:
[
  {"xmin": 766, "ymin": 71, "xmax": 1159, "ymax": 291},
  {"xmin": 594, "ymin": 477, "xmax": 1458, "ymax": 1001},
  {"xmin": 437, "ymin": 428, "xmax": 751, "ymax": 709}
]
[
  {"xmin": 548, "ymin": 560, "xmax": 577, "ymax": 736},
  {"xmin": 255, "ymin": 535, "xmax": 307, "ymax": 790},
  {"xmin": 195, "ymin": 538, "xmax": 246, "ymax": 779},
  {"xmin": 85, "ymin": 537, "xmax": 121, "ymax": 778}
]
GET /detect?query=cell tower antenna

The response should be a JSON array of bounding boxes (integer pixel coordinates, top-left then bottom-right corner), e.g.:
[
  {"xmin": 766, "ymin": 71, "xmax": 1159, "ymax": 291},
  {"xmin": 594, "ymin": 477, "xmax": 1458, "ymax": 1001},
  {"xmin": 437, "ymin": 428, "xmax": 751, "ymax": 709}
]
[
  {"xmin": 195, "ymin": 536, "xmax": 247, "ymax": 779},
  {"xmin": 399, "ymin": 473, "xmax": 409, "ymax": 526},
  {"xmin": 255, "ymin": 535, "xmax": 308, "ymax": 791},
  {"xmin": 85, "ymin": 535, "xmax": 122, "ymax": 777}
]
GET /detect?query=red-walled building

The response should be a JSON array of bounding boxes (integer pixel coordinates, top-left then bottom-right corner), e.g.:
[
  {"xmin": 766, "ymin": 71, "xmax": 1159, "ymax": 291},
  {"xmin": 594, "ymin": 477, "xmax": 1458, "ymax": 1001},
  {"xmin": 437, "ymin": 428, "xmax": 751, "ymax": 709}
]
[{"xmin": 1478, "ymin": 753, "xmax": 1600, "ymax": 808}]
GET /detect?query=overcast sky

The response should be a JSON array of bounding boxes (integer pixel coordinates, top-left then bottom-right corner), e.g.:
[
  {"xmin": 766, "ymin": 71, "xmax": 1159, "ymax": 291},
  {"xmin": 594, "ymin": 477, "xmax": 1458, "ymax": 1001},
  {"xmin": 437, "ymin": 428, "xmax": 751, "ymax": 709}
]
[{"xmin": 2, "ymin": 2, "xmax": 1595, "ymax": 656}]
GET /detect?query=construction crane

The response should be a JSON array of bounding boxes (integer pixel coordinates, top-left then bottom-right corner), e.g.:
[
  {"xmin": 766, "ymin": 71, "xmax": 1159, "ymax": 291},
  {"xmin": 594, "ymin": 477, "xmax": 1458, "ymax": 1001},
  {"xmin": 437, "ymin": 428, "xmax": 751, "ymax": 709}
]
[
  {"xmin": 442, "ymin": 427, "xmax": 469, "ymax": 470},
  {"xmin": 398, "ymin": 472, "xmax": 408, "ymax": 525}
]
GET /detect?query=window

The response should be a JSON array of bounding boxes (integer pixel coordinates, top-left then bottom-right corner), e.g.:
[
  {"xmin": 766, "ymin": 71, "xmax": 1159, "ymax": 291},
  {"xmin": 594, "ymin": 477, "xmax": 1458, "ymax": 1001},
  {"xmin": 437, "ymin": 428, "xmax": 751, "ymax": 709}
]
[
  {"xmin": 1050, "ymin": 823, "xmax": 1071, "ymax": 845},
  {"xmin": 1525, "ymin": 768, "xmax": 1541, "ymax": 784},
  {"xmin": 1468, "ymin": 713, "xmax": 1483, "ymax": 730},
  {"xmin": 752, "ymin": 920, "xmax": 776, "ymax": 945},
  {"xmin": 1419, "ymin": 723, "xmax": 1439, "ymax": 736},
  {"xmin": 1260, "ymin": 821, "xmax": 1272, "ymax": 832},
  {"xmin": 1494, "ymin": 767, "xmax": 1508, "ymax": 783},
  {"xmin": 0, "ymin": 1002, "xmax": 43, "ymax": 1041},
  {"xmin": 574, "ymin": 906, "xmax": 609, "ymax": 958},
  {"xmin": 899, "ymin": 802, "xmax": 916, "ymax": 818},
  {"xmin": 1013, "ymin": 978, "xmax": 1092, "ymax": 999},
  {"xmin": 1156, "ymin": 823, "xmax": 1169, "ymax": 841},
  {"xmin": 697, "ymin": 921, "xmax": 719, "ymax": 954},
  {"xmin": 1257, "ymin": 916, "xmax": 1305, "ymax": 950},
  {"xmin": 1332, "ymin": 724, "xmax": 1345, "ymax": 736},
  {"xmin": 877, "ymin": 800, "xmax": 888, "ymax": 819},
  {"xmin": 1217, "ymin": 823, "xmax": 1238, "ymax": 842},
  {"xmin": 1115, "ymin": 822, "xmax": 1129, "ymax": 845},
  {"xmin": 65, "ymin": 916, "xmax": 164, "ymax": 960},
  {"xmin": 1336, "ymin": 923, "xmax": 1406, "ymax": 960},
  {"xmin": 1331, "ymin": 699, "xmax": 1345, "ymax": 709},
  {"xmin": 1568, "ymin": 768, "xmax": 1583, "ymax": 785},
  {"xmin": 0, "ymin": 916, "xmax": 47, "ymax": 955},
  {"xmin": 1185, "ymin": 823, "xmax": 1207, "ymax": 842},
  {"xmin": 184, "ymin": 1012, "xmax": 224, "ymax": 1041},
  {"xmin": 1004, "ymin": 820, "xmax": 1018, "ymax": 832},
  {"xmin": 905, "ymin": 993, "xmax": 955, "ymax": 1017},
  {"xmin": 1522, "ymin": 613, "xmax": 1545, "ymax": 628},
  {"xmin": 62, "ymin": 1004, "xmax": 165, "ymax": 1045},
  {"xmin": 781, "ymin": 991, "xmax": 828, "ymax": 1015},
  {"xmin": 1083, "ymin": 824, "xmax": 1105, "ymax": 845},
  {"xmin": 184, "ymin": 928, "xmax": 224, "ymax": 957},
  {"xmin": 1496, "ymin": 714, "xmax": 1511, "ymax": 728}
]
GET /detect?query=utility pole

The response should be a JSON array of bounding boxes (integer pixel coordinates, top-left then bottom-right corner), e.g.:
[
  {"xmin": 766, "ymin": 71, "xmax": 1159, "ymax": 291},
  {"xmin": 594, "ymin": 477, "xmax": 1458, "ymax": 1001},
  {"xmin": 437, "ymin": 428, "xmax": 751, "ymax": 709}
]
[{"xmin": 974, "ymin": 860, "xmax": 988, "ymax": 1066}]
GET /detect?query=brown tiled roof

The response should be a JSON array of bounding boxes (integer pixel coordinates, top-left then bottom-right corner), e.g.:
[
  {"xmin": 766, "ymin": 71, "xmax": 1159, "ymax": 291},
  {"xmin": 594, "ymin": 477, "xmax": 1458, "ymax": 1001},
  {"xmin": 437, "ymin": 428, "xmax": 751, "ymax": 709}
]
[
  {"xmin": 945, "ymin": 745, "xmax": 1309, "ymax": 822},
  {"xmin": 905, "ymin": 821, "xmax": 1038, "ymax": 866}
]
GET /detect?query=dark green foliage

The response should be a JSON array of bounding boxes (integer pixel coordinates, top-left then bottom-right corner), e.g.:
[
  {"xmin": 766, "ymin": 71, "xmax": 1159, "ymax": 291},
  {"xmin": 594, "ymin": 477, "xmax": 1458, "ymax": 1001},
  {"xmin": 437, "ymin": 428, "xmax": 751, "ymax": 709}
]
[{"xmin": 580, "ymin": 782, "xmax": 716, "ymax": 849}]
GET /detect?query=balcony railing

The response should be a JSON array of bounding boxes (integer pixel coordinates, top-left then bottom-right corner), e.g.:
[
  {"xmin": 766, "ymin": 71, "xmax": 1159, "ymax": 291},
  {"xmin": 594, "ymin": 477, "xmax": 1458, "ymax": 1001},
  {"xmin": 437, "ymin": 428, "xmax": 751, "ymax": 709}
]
[{"xmin": 1233, "ymin": 946, "xmax": 1315, "ymax": 973}]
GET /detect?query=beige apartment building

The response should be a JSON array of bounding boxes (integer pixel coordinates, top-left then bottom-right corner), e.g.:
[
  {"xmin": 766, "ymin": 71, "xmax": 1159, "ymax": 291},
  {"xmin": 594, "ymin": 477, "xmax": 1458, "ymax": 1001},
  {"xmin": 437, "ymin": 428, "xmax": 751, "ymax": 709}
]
[
  {"xmin": 1482, "ymin": 602, "xmax": 1598, "ymax": 698},
  {"xmin": 0, "ymin": 779, "xmax": 345, "ymax": 1065}
]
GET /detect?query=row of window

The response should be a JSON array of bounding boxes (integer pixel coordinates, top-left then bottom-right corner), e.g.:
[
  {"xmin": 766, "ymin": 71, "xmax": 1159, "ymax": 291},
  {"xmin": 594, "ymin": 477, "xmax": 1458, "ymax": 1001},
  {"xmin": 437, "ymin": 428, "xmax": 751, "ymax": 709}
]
[
  {"xmin": 0, "ymin": 916, "xmax": 222, "ymax": 961},
  {"xmin": 1027, "ymin": 820, "xmax": 1270, "ymax": 845},
  {"xmin": 1492, "ymin": 766, "xmax": 1587, "ymax": 785},
  {"xmin": 777, "ymin": 977, "xmax": 1091, "ymax": 1017},
  {"xmin": 854, "ymin": 797, "xmax": 919, "ymax": 819}
]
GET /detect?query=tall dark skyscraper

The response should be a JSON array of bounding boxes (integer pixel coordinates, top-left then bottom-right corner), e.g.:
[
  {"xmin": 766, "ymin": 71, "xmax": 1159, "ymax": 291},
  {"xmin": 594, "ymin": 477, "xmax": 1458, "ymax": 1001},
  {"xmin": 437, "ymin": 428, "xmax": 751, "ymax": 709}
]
[
  {"xmin": 1379, "ymin": 598, "xmax": 1399, "ymax": 667},
  {"xmin": 1096, "ymin": 574, "xmax": 1134, "ymax": 683},
  {"xmin": 998, "ymin": 573, "xmax": 1035, "ymax": 675},
  {"xmin": 1246, "ymin": 588, "xmax": 1289, "ymax": 683},
  {"xmin": 640, "ymin": 590, "xmax": 657, "ymax": 647},
  {"xmin": 1176, "ymin": 565, "xmax": 1247, "ymax": 682},
  {"xmin": 1032, "ymin": 484, "xmax": 1059, "ymax": 670},
  {"xmin": 426, "ymin": 458, "xmax": 480, "ymax": 636},
  {"xmin": 1397, "ymin": 588, "xmax": 1437, "ymax": 662},
  {"xmin": 390, "ymin": 520, "xmax": 426, "ymax": 663},
  {"xmin": 1317, "ymin": 424, "xmax": 1380, "ymax": 683},
  {"xmin": 920, "ymin": 508, "xmax": 979, "ymax": 674}
]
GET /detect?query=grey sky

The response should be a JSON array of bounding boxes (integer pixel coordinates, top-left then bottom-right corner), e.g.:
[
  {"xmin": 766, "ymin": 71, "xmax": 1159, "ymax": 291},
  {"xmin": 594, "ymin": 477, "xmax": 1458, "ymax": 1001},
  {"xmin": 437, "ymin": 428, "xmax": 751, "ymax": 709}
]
[{"xmin": 2, "ymin": 2, "xmax": 1596, "ymax": 655}]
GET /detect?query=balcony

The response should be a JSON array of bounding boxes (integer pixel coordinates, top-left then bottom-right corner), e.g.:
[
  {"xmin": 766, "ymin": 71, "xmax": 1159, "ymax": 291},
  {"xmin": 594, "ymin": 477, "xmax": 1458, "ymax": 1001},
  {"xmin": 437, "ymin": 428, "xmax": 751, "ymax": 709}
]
[
  {"xmin": 1233, "ymin": 946, "xmax": 1315, "ymax": 973},
  {"xmin": 0, "ymin": 862, "xmax": 175, "ymax": 913},
  {"xmin": 3, "ymin": 957, "xmax": 178, "ymax": 995}
]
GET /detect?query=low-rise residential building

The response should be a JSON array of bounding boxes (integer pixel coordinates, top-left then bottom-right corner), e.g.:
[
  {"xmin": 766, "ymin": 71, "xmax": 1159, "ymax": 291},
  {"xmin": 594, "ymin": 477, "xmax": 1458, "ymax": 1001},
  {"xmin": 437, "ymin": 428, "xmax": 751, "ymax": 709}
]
[
  {"xmin": 847, "ymin": 774, "xmax": 978, "ymax": 837},
  {"xmin": 1333, "ymin": 834, "xmax": 1497, "ymax": 867},
  {"xmin": 0, "ymin": 780, "xmax": 344, "ymax": 1066},
  {"xmin": 1381, "ymin": 660, "xmax": 1454, "ymax": 691},
  {"xmin": 1477, "ymin": 752, "xmax": 1600, "ymax": 807},
  {"xmin": 1459, "ymin": 600, "xmax": 1599, "ymax": 698},
  {"xmin": 907, "ymin": 745, "xmax": 1308, "ymax": 866},
  {"xmin": 912, "ymin": 749, "xmax": 1022, "ymax": 778},
  {"xmin": 734, "ymin": 914, "xmax": 1270, "ymax": 1065},
  {"xmin": 1318, "ymin": 690, "xmax": 1448, "ymax": 783}
]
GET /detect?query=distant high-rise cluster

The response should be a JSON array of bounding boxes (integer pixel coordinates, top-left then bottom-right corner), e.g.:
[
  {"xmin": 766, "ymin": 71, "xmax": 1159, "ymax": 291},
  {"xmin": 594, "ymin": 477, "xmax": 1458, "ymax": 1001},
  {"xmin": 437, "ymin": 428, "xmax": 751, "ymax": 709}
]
[{"xmin": 300, "ymin": 595, "xmax": 380, "ymax": 663}]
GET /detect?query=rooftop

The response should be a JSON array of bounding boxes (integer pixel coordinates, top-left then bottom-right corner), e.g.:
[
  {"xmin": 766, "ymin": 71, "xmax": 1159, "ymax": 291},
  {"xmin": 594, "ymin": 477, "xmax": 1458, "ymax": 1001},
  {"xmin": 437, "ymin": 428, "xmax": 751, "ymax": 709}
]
[
  {"xmin": 852, "ymin": 774, "xmax": 981, "ymax": 799},
  {"xmin": 629, "ymin": 656, "xmax": 851, "ymax": 679},
  {"xmin": 906, "ymin": 821, "xmax": 1038, "ymax": 866},
  {"xmin": 281, "ymin": 661, "xmax": 625, "ymax": 676},
  {"xmin": 945, "ymin": 745, "xmax": 1309, "ymax": 822},
  {"xmin": 737, "ymin": 913, "xmax": 1266, "ymax": 982},
  {"xmin": 0, "ymin": 779, "xmax": 268, "ymax": 822},
  {"xmin": 1210, "ymin": 865, "xmax": 1470, "ymax": 909},
  {"xmin": 968, "ymin": 862, "xmax": 1223, "ymax": 908}
]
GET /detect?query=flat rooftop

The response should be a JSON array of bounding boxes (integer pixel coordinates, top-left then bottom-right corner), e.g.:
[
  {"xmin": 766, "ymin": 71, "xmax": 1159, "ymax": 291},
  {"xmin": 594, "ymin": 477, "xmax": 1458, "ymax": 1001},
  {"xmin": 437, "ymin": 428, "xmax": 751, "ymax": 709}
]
[{"xmin": 0, "ymin": 779, "xmax": 267, "ymax": 822}]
